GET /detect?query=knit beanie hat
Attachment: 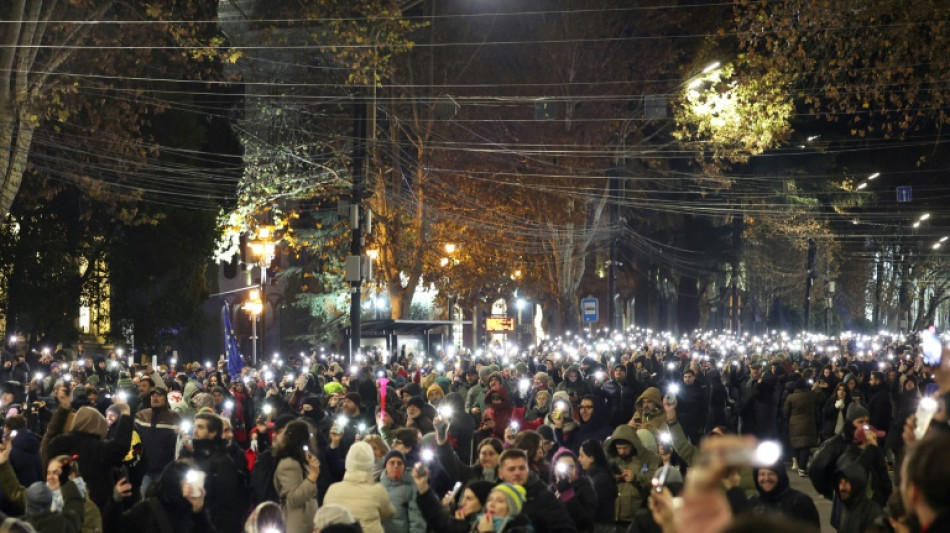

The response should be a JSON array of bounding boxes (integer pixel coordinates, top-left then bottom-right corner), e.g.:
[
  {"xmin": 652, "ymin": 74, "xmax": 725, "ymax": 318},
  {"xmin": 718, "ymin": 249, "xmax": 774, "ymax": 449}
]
[
  {"xmin": 478, "ymin": 367, "xmax": 492, "ymax": 379},
  {"xmin": 426, "ymin": 384, "xmax": 444, "ymax": 399},
  {"xmin": 465, "ymin": 480, "xmax": 495, "ymax": 507},
  {"xmin": 491, "ymin": 483, "xmax": 526, "ymax": 515},
  {"xmin": 25, "ymin": 482, "xmax": 52, "ymax": 514},
  {"xmin": 846, "ymin": 402, "xmax": 869, "ymax": 424},
  {"xmin": 345, "ymin": 441, "xmax": 376, "ymax": 473},
  {"xmin": 70, "ymin": 406, "xmax": 108, "ymax": 438},
  {"xmin": 343, "ymin": 392, "xmax": 362, "ymax": 407},
  {"xmin": 86, "ymin": 374, "xmax": 100, "ymax": 387},
  {"xmin": 382, "ymin": 449, "xmax": 406, "ymax": 468},
  {"xmin": 324, "ymin": 382, "xmax": 345, "ymax": 396}
]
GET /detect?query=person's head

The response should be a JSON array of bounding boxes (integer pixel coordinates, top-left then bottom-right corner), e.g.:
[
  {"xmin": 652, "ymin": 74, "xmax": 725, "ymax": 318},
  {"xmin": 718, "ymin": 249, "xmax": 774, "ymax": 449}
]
[
  {"xmin": 221, "ymin": 417, "xmax": 233, "ymax": 444},
  {"xmin": 836, "ymin": 383, "xmax": 847, "ymax": 399},
  {"xmin": 613, "ymin": 365, "xmax": 627, "ymax": 381},
  {"xmin": 904, "ymin": 376, "xmax": 918, "ymax": 392},
  {"xmin": 383, "ymin": 449, "xmax": 406, "ymax": 482},
  {"xmin": 683, "ymin": 369, "xmax": 696, "ymax": 385},
  {"xmin": 613, "ymin": 440, "xmax": 633, "ymax": 459},
  {"xmin": 870, "ymin": 371, "xmax": 884, "ymax": 387},
  {"xmin": 578, "ymin": 396, "xmax": 595, "ymax": 423},
  {"xmin": 426, "ymin": 385, "xmax": 444, "ymax": 405},
  {"xmin": 342, "ymin": 392, "xmax": 361, "ymax": 416},
  {"xmin": 194, "ymin": 412, "xmax": 223, "ymax": 441},
  {"xmin": 312, "ymin": 504, "xmax": 357, "ymax": 533},
  {"xmin": 578, "ymin": 439, "xmax": 610, "ymax": 472},
  {"xmin": 274, "ymin": 421, "xmax": 312, "ymax": 462},
  {"xmin": 405, "ymin": 397, "xmax": 423, "ymax": 419},
  {"xmin": 457, "ymin": 481, "xmax": 493, "ymax": 518},
  {"xmin": 150, "ymin": 386, "xmax": 169, "ymax": 408},
  {"xmin": 838, "ymin": 476, "xmax": 854, "ymax": 501},
  {"xmin": 488, "ymin": 375, "xmax": 503, "ymax": 389},
  {"xmin": 138, "ymin": 377, "xmax": 154, "ymax": 395},
  {"xmin": 487, "ymin": 483, "xmax": 526, "ymax": 519},
  {"xmin": 478, "ymin": 438, "xmax": 503, "ymax": 469},
  {"xmin": 513, "ymin": 431, "xmax": 544, "ymax": 463},
  {"xmin": 757, "ymin": 467, "xmax": 781, "ymax": 494},
  {"xmin": 211, "ymin": 388, "xmax": 225, "ymax": 406},
  {"xmin": 363, "ymin": 434, "xmax": 389, "ymax": 459},
  {"xmin": 45, "ymin": 455, "xmax": 77, "ymax": 491},
  {"xmin": 391, "ymin": 428, "xmax": 419, "ymax": 456},
  {"xmin": 243, "ymin": 501, "xmax": 284, "ymax": 533},
  {"xmin": 498, "ymin": 448, "xmax": 530, "ymax": 486},
  {"xmin": 900, "ymin": 433, "xmax": 950, "ymax": 526},
  {"xmin": 553, "ymin": 451, "xmax": 578, "ymax": 482}
]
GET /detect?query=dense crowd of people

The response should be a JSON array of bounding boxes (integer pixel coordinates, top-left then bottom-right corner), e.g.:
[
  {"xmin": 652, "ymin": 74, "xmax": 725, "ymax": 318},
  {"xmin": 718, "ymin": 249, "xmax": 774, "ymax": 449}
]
[{"xmin": 0, "ymin": 328, "xmax": 947, "ymax": 533}]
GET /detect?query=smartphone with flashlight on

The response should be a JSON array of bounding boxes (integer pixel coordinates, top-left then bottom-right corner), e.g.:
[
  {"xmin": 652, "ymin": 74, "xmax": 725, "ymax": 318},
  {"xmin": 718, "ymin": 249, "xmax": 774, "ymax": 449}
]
[
  {"xmin": 184, "ymin": 470, "xmax": 206, "ymax": 498},
  {"xmin": 921, "ymin": 328, "xmax": 943, "ymax": 366}
]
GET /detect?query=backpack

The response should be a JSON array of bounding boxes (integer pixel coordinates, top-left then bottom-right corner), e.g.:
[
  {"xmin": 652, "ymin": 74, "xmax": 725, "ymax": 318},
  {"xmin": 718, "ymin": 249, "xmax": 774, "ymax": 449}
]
[{"xmin": 249, "ymin": 449, "xmax": 280, "ymax": 507}]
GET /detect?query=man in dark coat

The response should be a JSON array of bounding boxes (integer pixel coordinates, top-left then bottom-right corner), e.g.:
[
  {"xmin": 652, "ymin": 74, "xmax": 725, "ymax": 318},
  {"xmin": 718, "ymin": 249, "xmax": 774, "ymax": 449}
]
[
  {"xmin": 834, "ymin": 463, "xmax": 883, "ymax": 533},
  {"xmin": 181, "ymin": 412, "xmax": 243, "ymax": 533},
  {"xmin": 601, "ymin": 364, "xmax": 636, "ymax": 427},
  {"xmin": 748, "ymin": 461, "xmax": 821, "ymax": 530},
  {"xmin": 134, "ymin": 386, "xmax": 181, "ymax": 498},
  {"xmin": 677, "ymin": 368, "xmax": 707, "ymax": 443},
  {"xmin": 866, "ymin": 372, "xmax": 892, "ymax": 435},
  {"xmin": 498, "ymin": 448, "xmax": 577, "ymax": 533}
]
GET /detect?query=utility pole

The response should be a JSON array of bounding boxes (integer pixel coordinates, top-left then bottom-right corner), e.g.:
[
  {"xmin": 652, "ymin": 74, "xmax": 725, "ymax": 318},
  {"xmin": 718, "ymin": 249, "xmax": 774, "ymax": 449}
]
[
  {"xmin": 348, "ymin": 98, "xmax": 367, "ymax": 363},
  {"xmin": 731, "ymin": 214, "xmax": 744, "ymax": 334},
  {"xmin": 803, "ymin": 238, "xmax": 817, "ymax": 332},
  {"xmin": 607, "ymin": 167, "xmax": 621, "ymax": 332},
  {"xmin": 873, "ymin": 253, "xmax": 883, "ymax": 329}
]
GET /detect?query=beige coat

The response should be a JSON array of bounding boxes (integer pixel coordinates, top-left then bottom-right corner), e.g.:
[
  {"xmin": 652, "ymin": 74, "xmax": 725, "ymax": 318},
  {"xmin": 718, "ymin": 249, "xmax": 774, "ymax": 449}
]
[
  {"xmin": 273, "ymin": 456, "xmax": 318, "ymax": 533},
  {"xmin": 323, "ymin": 470, "xmax": 396, "ymax": 533}
]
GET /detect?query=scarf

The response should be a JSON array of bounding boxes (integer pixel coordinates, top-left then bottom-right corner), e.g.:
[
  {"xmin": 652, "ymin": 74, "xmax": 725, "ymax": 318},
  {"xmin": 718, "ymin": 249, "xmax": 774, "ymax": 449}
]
[{"xmin": 51, "ymin": 478, "xmax": 87, "ymax": 511}]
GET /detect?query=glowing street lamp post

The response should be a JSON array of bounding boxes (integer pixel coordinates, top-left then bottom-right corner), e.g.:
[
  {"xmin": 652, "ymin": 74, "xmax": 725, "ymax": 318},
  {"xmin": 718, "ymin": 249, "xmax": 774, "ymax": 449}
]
[
  {"xmin": 249, "ymin": 227, "xmax": 275, "ymax": 363},
  {"xmin": 243, "ymin": 289, "xmax": 263, "ymax": 365}
]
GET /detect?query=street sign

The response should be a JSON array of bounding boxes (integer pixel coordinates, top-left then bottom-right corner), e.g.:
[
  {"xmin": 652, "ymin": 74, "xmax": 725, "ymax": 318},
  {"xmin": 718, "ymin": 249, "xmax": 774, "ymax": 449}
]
[
  {"xmin": 486, "ymin": 317, "xmax": 515, "ymax": 332},
  {"xmin": 896, "ymin": 186, "xmax": 912, "ymax": 203},
  {"xmin": 581, "ymin": 298, "xmax": 599, "ymax": 323}
]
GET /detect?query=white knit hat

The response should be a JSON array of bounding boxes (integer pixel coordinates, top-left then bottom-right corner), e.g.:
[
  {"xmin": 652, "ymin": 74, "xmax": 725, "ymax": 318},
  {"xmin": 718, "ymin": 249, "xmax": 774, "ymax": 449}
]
[{"xmin": 345, "ymin": 441, "xmax": 376, "ymax": 473}]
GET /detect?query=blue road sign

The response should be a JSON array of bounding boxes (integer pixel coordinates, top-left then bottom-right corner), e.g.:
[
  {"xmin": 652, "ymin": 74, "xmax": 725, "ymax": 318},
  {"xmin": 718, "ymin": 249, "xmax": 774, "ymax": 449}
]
[
  {"xmin": 582, "ymin": 298, "xmax": 599, "ymax": 323},
  {"xmin": 896, "ymin": 186, "xmax": 912, "ymax": 203}
]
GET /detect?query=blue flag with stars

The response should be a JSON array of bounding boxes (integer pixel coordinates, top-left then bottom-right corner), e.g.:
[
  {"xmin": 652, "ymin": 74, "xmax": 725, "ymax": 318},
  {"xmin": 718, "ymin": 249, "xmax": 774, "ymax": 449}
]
[{"xmin": 224, "ymin": 304, "xmax": 243, "ymax": 379}]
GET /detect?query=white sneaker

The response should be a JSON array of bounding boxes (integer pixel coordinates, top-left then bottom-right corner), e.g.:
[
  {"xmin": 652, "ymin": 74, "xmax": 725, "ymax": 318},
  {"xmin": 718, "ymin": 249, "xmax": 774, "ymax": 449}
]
[
  {"xmin": 798, "ymin": 468, "xmax": 807, "ymax": 477},
  {"xmin": 792, "ymin": 458, "xmax": 799, "ymax": 471}
]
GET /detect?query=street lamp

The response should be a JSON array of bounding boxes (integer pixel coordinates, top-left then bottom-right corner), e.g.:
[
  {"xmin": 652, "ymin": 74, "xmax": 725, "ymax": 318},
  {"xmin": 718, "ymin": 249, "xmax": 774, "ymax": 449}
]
[
  {"xmin": 243, "ymin": 289, "xmax": 263, "ymax": 365},
  {"xmin": 248, "ymin": 226, "xmax": 275, "ymax": 359}
]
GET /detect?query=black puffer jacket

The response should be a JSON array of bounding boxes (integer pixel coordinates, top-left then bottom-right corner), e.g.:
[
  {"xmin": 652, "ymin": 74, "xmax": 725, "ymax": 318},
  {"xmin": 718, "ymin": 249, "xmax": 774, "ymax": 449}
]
[{"xmin": 748, "ymin": 462, "xmax": 820, "ymax": 530}]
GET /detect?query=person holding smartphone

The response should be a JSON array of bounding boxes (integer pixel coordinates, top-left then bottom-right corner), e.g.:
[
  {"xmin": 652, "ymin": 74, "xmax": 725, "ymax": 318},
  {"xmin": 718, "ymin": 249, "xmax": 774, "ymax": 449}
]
[{"xmin": 271, "ymin": 421, "xmax": 320, "ymax": 532}]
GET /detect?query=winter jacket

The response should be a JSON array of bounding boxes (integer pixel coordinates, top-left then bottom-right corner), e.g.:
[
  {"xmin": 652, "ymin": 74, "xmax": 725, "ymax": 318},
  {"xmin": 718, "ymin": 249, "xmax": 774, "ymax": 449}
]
[
  {"xmin": 181, "ymin": 438, "xmax": 244, "ymax": 533},
  {"xmin": 833, "ymin": 463, "xmax": 884, "ymax": 533},
  {"xmin": 747, "ymin": 464, "xmax": 821, "ymax": 529},
  {"xmin": 45, "ymin": 408, "xmax": 132, "ymax": 509},
  {"xmin": 522, "ymin": 471, "xmax": 578, "ymax": 533},
  {"xmin": 134, "ymin": 407, "xmax": 181, "ymax": 476},
  {"xmin": 585, "ymin": 463, "xmax": 616, "ymax": 525},
  {"xmin": 443, "ymin": 392, "xmax": 476, "ymax": 464},
  {"xmin": 556, "ymin": 366, "xmax": 591, "ymax": 400},
  {"xmin": 274, "ymin": 456, "xmax": 318, "ymax": 533},
  {"xmin": 601, "ymin": 379, "xmax": 636, "ymax": 427},
  {"xmin": 323, "ymin": 470, "xmax": 396, "ymax": 533},
  {"xmin": 9, "ymin": 428, "xmax": 42, "ymax": 486},
  {"xmin": 109, "ymin": 472, "xmax": 215, "ymax": 533},
  {"xmin": 434, "ymin": 440, "xmax": 497, "ymax": 486},
  {"xmin": 551, "ymin": 448, "xmax": 598, "ymax": 533},
  {"xmin": 866, "ymin": 383, "xmax": 892, "ymax": 433},
  {"xmin": 564, "ymin": 395, "xmax": 612, "ymax": 453},
  {"xmin": 380, "ymin": 471, "xmax": 426, "ymax": 533},
  {"xmin": 807, "ymin": 432, "xmax": 891, "ymax": 507},
  {"xmin": 480, "ymin": 386, "xmax": 540, "ymax": 440},
  {"xmin": 606, "ymin": 424, "xmax": 659, "ymax": 522},
  {"xmin": 783, "ymin": 389, "xmax": 819, "ymax": 449},
  {"xmin": 821, "ymin": 394, "xmax": 850, "ymax": 439}
]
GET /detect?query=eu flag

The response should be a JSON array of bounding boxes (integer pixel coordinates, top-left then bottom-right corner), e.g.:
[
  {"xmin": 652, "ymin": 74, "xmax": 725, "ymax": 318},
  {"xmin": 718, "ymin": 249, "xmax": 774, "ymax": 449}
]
[{"xmin": 224, "ymin": 304, "xmax": 243, "ymax": 379}]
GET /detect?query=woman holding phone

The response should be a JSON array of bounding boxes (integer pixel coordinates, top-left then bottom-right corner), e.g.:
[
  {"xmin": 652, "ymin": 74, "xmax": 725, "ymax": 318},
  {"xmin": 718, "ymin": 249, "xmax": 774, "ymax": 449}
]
[{"xmin": 272, "ymin": 421, "xmax": 320, "ymax": 532}]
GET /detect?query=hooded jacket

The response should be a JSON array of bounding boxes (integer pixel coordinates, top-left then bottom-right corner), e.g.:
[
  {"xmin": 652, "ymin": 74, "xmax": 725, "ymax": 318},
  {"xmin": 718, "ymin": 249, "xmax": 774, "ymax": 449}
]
[
  {"xmin": 520, "ymin": 471, "xmax": 578, "ymax": 533},
  {"xmin": 45, "ymin": 407, "xmax": 132, "ymax": 509},
  {"xmin": 480, "ymin": 386, "xmax": 536, "ymax": 440},
  {"xmin": 323, "ymin": 443, "xmax": 396, "ymax": 533},
  {"xmin": 134, "ymin": 405, "xmax": 181, "ymax": 476},
  {"xmin": 748, "ymin": 463, "xmax": 821, "ymax": 529},
  {"xmin": 631, "ymin": 388, "xmax": 666, "ymax": 434},
  {"xmin": 555, "ymin": 366, "xmax": 591, "ymax": 400},
  {"xmin": 832, "ymin": 463, "xmax": 883, "ymax": 533},
  {"xmin": 606, "ymin": 424, "xmax": 659, "ymax": 522},
  {"xmin": 564, "ymin": 395, "xmax": 612, "ymax": 453},
  {"xmin": 442, "ymin": 392, "xmax": 475, "ymax": 464}
]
